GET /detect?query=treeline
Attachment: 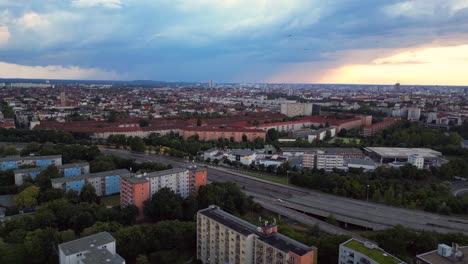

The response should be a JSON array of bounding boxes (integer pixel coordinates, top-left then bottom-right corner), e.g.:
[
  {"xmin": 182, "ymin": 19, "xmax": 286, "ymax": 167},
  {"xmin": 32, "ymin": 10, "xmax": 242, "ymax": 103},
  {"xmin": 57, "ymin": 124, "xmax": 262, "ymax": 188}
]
[
  {"xmin": 107, "ymin": 132, "xmax": 265, "ymax": 157},
  {"xmin": 365, "ymin": 121, "xmax": 464, "ymax": 155},
  {"xmin": 290, "ymin": 164, "xmax": 468, "ymax": 215},
  {"xmin": 0, "ymin": 128, "xmax": 92, "ymax": 144}
]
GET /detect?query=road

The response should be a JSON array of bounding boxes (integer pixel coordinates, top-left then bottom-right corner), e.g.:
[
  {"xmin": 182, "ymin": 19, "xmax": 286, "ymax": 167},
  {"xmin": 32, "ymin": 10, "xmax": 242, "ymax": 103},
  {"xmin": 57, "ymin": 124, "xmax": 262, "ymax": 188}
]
[
  {"xmin": 101, "ymin": 148, "xmax": 468, "ymax": 235},
  {"xmin": 451, "ymin": 181, "xmax": 468, "ymax": 197}
]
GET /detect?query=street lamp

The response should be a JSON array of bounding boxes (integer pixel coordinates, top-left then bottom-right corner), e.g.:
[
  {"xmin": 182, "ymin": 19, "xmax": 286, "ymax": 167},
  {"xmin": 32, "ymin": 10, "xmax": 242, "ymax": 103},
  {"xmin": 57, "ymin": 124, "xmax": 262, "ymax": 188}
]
[
  {"xmin": 366, "ymin": 184, "xmax": 370, "ymax": 202},
  {"xmin": 286, "ymin": 170, "xmax": 290, "ymax": 185}
]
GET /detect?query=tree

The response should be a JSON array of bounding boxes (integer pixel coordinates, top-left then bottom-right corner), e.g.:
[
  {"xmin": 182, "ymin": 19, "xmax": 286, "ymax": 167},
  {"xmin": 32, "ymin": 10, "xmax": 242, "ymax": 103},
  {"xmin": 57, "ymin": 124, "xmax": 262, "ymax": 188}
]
[
  {"xmin": 14, "ymin": 186, "xmax": 40, "ymax": 209},
  {"xmin": 144, "ymin": 188, "xmax": 183, "ymax": 221},
  {"xmin": 139, "ymin": 119, "xmax": 150, "ymax": 127},
  {"xmin": 73, "ymin": 211, "xmax": 95, "ymax": 234},
  {"xmin": 242, "ymin": 134, "xmax": 248, "ymax": 142},
  {"xmin": 129, "ymin": 137, "xmax": 147, "ymax": 152},
  {"xmin": 266, "ymin": 129, "xmax": 279, "ymax": 143},
  {"xmin": 120, "ymin": 205, "xmax": 139, "ymax": 225},
  {"xmin": 35, "ymin": 165, "xmax": 60, "ymax": 191},
  {"xmin": 196, "ymin": 118, "xmax": 202, "ymax": 126},
  {"xmin": 182, "ymin": 196, "xmax": 198, "ymax": 221},
  {"xmin": 79, "ymin": 183, "xmax": 98, "ymax": 204},
  {"xmin": 23, "ymin": 228, "xmax": 60, "ymax": 264}
]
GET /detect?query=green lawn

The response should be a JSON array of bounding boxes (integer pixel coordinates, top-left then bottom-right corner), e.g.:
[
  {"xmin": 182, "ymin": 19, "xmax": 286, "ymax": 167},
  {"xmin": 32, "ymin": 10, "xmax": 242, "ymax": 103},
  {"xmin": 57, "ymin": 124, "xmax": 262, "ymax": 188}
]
[
  {"xmin": 344, "ymin": 240, "xmax": 401, "ymax": 264},
  {"xmin": 101, "ymin": 195, "xmax": 120, "ymax": 207},
  {"xmin": 243, "ymin": 171, "xmax": 288, "ymax": 184}
]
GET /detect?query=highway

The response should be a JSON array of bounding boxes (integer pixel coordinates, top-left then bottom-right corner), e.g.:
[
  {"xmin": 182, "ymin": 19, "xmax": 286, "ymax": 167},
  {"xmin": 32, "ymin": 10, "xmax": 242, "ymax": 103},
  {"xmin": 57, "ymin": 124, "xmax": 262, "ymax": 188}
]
[{"xmin": 101, "ymin": 148, "xmax": 468, "ymax": 235}]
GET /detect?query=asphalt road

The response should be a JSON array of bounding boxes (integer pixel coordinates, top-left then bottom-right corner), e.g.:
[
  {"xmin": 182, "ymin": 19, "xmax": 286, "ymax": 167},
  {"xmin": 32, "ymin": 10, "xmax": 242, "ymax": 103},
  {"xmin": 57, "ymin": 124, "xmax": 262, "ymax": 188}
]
[{"xmin": 101, "ymin": 148, "xmax": 468, "ymax": 235}]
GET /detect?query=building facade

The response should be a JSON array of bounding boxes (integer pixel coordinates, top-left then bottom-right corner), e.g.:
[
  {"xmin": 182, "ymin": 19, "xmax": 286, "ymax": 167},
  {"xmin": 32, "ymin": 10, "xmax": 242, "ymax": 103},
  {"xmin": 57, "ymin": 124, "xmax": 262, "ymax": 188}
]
[
  {"xmin": 180, "ymin": 127, "xmax": 266, "ymax": 142},
  {"xmin": 58, "ymin": 232, "xmax": 125, "ymax": 264},
  {"xmin": 302, "ymin": 151, "xmax": 344, "ymax": 171},
  {"xmin": 14, "ymin": 162, "xmax": 90, "ymax": 186},
  {"xmin": 0, "ymin": 155, "xmax": 62, "ymax": 171},
  {"xmin": 280, "ymin": 103, "xmax": 313, "ymax": 117},
  {"xmin": 51, "ymin": 169, "xmax": 131, "ymax": 196},
  {"xmin": 408, "ymin": 154, "xmax": 424, "ymax": 169},
  {"xmin": 197, "ymin": 205, "xmax": 317, "ymax": 264}
]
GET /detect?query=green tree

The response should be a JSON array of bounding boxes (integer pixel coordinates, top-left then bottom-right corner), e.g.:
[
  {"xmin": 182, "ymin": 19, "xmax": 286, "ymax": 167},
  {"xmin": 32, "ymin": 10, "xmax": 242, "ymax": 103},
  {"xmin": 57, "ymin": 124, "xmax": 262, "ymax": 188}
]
[
  {"xmin": 129, "ymin": 137, "xmax": 147, "ymax": 152},
  {"xmin": 35, "ymin": 165, "xmax": 60, "ymax": 191},
  {"xmin": 73, "ymin": 211, "xmax": 95, "ymax": 234},
  {"xmin": 144, "ymin": 188, "xmax": 183, "ymax": 221},
  {"xmin": 14, "ymin": 186, "xmax": 40, "ymax": 209},
  {"xmin": 23, "ymin": 228, "xmax": 60, "ymax": 264},
  {"xmin": 79, "ymin": 183, "xmax": 98, "ymax": 204}
]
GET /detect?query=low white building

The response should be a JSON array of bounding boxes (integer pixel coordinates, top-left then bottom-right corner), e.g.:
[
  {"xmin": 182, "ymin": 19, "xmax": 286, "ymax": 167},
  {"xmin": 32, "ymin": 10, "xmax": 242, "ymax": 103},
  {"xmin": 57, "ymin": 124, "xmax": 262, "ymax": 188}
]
[
  {"xmin": 408, "ymin": 154, "xmax": 424, "ymax": 169},
  {"xmin": 58, "ymin": 232, "xmax": 125, "ymax": 264}
]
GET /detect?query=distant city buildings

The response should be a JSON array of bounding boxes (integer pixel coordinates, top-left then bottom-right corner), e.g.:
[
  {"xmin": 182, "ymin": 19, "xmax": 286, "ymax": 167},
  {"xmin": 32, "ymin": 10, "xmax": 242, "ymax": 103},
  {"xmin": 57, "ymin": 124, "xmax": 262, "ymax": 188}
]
[
  {"xmin": 58, "ymin": 232, "xmax": 125, "ymax": 264},
  {"xmin": 197, "ymin": 205, "xmax": 317, "ymax": 264}
]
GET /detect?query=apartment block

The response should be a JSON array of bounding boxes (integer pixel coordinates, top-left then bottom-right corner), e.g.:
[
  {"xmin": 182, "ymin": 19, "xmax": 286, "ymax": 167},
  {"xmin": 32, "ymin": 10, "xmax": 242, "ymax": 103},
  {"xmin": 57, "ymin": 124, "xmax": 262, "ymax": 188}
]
[
  {"xmin": 302, "ymin": 151, "xmax": 344, "ymax": 171},
  {"xmin": 120, "ymin": 167, "xmax": 207, "ymax": 216},
  {"xmin": 51, "ymin": 169, "xmax": 131, "ymax": 196},
  {"xmin": 58, "ymin": 232, "xmax": 125, "ymax": 264},
  {"xmin": 280, "ymin": 103, "xmax": 313, "ymax": 117},
  {"xmin": 339, "ymin": 239, "xmax": 405, "ymax": 264},
  {"xmin": 197, "ymin": 205, "xmax": 317, "ymax": 264},
  {"xmin": 14, "ymin": 162, "xmax": 90, "ymax": 186},
  {"xmin": 0, "ymin": 155, "xmax": 62, "ymax": 171}
]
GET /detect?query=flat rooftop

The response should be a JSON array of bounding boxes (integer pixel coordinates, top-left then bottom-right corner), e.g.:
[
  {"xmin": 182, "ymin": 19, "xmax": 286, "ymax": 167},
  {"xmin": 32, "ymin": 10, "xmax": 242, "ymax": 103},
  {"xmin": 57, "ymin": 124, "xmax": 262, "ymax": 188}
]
[
  {"xmin": 258, "ymin": 232, "xmax": 314, "ymax": 256},
  {"xmin": 51, "ymin": 169, "xmax": 131, "ymax": 184},
  {"xmin": 59, "ymin": 232, "xmax": 115, "ymax": 256},
  {"xmin": 80, "ymin": 247, "xmax": 125, "ymax": 264},
  {"xmin": 364, "ymin": 147, "xmax": 442, "ymax": 159},
  {"xmin": 281, "ymin": 147, "xmax": 363, "ymax": 154},
  {"xmin": 14, "ymin": 162, "xmax": 89, "ymax": 174},
  {"xmin": 416, "ymin": 246, "xmax": 468, "ymax": 264},
  {"xmin": 342, "ymin": 239, "xmax": 404, "ymax": 264}
]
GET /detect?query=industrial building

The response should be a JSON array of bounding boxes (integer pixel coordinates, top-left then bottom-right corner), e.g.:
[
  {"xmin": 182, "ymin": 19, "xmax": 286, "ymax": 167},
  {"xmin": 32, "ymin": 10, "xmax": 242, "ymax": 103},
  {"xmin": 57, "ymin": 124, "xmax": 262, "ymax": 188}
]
[
  {"xmin": 302, "ymin": 151, "xmax": 345, "ymax": 171},
  {"xmin": 120, "ymin": 167, "xmax": 207, "ymax": 216},
  {"xmin": 51, "ymin": 169, "xmax": 131, "ymax": 196},
  {"xmin": 58, "ymin": 232, "xmax": 125, "ymax": 264},
  {"xmin": 0, "ymin": 155, "xmax": 62, "ymax": 171},
  {"xmin": 14, "ymin": 162, "xmax": 90, "ymax": 186},
  {"xmin": 339, "ymin": 239, "xmax": 405, "ymax": 264},
  {"xmin": 364, "ymin": 147, "xmax": 442, "ymax": 166},
  {"xmin": 197, "ymin": 205, "xmax": 317, "ymax": 264}
]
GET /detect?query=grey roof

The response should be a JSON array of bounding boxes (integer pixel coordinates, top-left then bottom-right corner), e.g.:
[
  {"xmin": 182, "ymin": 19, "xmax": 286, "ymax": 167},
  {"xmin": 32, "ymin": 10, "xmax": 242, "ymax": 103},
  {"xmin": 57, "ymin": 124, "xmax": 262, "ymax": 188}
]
[
  {"xmin": 258, "ymin": 233, "xmax": 315, "ymax": 256},
  {"xmin": 0, "ymin": 155, "xmax": 62, "ymax": 162},
  {"xmin": 230, "ymin": 149, "xmax": 257, "ymax": 156},
  {"xmin": 14, "ymin": 162, "xmax": 89, "ymax": 174},
  {"xmin": 345, "ymin": 158, "xmax": 377, "ymax": 166},
  {"xmin": 281, "ymin": 147, "xmax": 363, "ymax": 154},
  {"xmin": 364, "ymin": 147, "xmax": 442, "ymax": 159},
  {"xmin": 51, "ymin": 169, "xmax": 131, "ymax": 184},
  {"xmin": 80, "ymin": 247, "xmax": 125, "ymax": 264},
  {"xmin": 59, "ymin": 232, "xmax": 116, "ymax": 256},
  {"xmin": 121, "ymin": 168, "xmax": 188, "ymax": 184}
]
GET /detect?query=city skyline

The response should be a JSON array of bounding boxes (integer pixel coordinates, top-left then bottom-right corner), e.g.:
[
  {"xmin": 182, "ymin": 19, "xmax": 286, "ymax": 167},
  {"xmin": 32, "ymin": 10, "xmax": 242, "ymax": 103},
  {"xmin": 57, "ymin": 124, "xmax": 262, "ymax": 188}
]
[{"xmin": 1, "ymin": 1, "xmax": 468, "ymax": 85}]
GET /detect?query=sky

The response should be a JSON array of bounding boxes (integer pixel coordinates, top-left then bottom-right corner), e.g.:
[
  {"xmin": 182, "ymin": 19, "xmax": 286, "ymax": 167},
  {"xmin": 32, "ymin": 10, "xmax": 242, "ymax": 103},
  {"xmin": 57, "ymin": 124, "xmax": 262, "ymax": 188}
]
[{"xmin": 1, "ymin": 0, "xmax": 468, "ymax": 85}]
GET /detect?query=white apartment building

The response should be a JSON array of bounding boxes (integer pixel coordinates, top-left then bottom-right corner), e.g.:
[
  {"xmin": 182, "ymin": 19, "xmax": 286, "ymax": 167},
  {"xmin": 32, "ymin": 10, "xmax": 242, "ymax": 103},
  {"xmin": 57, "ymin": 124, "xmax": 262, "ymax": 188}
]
[
  {"xmin": 408, "ymin": 154, "xmax": 424, "ymax": 169},
  {"xmin": 407, "ymin": 107, "xmax": 421, "ymax": 121},
  {"xmin": 147, "ymin": 168, "xmax": 191, "ymax": 198},
  {"xmin": 197, "ymin": 205, "xmax": 317, "ymax": 264},
  {"xmin": 339, "ymin": 239, "xmax": 405, "ymax": 264},
  {"xmin": 58, "ymin": 232, "xmax": 125, "ymax": 264},
  {"xmin": 302, "ymin": 151, "xmax": 344, "ymax": 171}
]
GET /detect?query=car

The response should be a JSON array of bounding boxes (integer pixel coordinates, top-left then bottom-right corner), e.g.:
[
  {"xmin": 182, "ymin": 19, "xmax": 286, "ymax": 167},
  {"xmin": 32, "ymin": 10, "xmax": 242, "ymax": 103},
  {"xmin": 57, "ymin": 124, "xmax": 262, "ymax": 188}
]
[{"xmin": 276, "ymin": 198, "xmax": 283, "ymax": 203}]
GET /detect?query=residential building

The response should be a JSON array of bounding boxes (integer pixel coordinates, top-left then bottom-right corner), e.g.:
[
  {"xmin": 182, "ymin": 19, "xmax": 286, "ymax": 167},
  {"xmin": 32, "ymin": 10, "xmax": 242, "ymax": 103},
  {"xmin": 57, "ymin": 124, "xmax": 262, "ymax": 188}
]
[
  {"xmin": 197, "ymin": 205, "xmax": 317, "ymax": 264},
  {"xmin": 180, "ymin": 127, "xmax": 266, "ymax": 142},
  {"xmin": 58, "ymin": 232, "xmax": 125, "ymax": 264},
  {"xmin": 120, "ymin": 168, "xmax": 207, "ymax": 216},
  {"xmin": 407, "ymin": 107, "xmax": 421, "ymax": 121},
  {"xmin": 0, "ymin": 155, "xmax": 62, "ymax": 171},
  {"xmin": 280, "ymin": 103, "xmax": 313, "ymax": 117},
  {"xmin": 302, "ymin": 151, "xmax": 345, "ymax": 171},
  {"xmin": 339, "ymin": 238, "xmax": 405, "ymax": 264},
  {"xmin": 415, "ymin": 243, "xmax": 467, "ymax": 264},
  {"xmin": 14, "ymin": 162, "xmax": 90, "ymax": 186},
  {"xmin": 408, "ymin": 154, "xmax": 424, "ymax": 169},
  {"xmin": 51, "ymin": 169, "xmax": 131, "ymax": 196}
]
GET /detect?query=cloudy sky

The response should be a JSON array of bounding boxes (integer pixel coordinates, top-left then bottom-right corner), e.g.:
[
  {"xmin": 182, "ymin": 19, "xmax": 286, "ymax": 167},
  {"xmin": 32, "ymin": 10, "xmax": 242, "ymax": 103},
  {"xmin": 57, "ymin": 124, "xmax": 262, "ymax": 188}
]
[{"xmin": 1, "ymin": 0, "xmax": 468, "ymax": 84}]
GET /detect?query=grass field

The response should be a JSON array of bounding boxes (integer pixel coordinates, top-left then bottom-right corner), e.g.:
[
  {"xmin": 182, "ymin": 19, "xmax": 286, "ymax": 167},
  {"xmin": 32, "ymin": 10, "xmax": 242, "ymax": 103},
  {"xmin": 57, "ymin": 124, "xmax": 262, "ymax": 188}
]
[
  {"xmin": 243, "ymin": 171, "xmax": 288, "ymax": 184},
  {"xmin": 101, "ymin": 195, "xmax": 120, "ymax": 207}
]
